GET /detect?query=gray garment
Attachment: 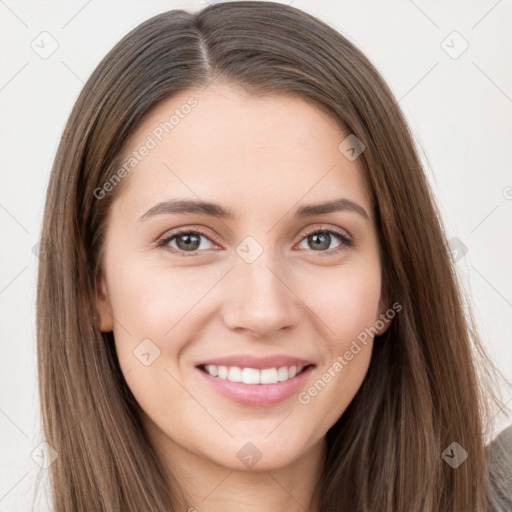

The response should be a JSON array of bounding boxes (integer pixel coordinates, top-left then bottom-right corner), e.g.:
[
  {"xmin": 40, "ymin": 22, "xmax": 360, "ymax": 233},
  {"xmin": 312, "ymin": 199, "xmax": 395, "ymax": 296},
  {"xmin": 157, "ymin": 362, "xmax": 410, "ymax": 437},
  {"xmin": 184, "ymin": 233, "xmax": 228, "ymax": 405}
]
[{"xmin": 487, "ymin": 425, "xmax": 512, "ymax": 511}]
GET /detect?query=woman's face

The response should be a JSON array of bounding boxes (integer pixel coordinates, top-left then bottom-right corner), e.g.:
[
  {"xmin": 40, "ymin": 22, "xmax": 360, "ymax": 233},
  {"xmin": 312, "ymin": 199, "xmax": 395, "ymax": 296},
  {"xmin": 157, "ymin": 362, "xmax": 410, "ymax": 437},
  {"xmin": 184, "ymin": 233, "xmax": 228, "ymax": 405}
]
[{"xmin": 97, "ymin": 82, "xmax": 388, "ymax": 472}]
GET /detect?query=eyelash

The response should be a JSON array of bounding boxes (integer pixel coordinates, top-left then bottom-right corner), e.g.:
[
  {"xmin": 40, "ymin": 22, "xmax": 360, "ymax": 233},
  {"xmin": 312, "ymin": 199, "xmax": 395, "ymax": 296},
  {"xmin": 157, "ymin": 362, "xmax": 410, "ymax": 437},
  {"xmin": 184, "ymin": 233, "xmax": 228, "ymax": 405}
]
[{"xmin": 156, "ymin": 225, "xmax": 353, "ymax": 257}]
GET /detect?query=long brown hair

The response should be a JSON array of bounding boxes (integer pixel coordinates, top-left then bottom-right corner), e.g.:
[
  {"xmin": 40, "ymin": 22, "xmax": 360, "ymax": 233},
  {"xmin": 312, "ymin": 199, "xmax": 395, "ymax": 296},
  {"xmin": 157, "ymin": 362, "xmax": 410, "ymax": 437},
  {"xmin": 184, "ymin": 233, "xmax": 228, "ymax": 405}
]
[{"xmin": 36, "ymin": 2, "xmax": 510, "ymax": 510}]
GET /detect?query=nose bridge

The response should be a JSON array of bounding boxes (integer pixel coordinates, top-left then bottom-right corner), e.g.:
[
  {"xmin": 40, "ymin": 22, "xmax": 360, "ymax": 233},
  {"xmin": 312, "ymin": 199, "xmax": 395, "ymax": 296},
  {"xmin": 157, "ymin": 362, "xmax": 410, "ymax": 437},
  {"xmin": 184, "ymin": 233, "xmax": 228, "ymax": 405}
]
[{"xmin": 221, "ymin": 234, "xmax": 300, "ymax": 335}]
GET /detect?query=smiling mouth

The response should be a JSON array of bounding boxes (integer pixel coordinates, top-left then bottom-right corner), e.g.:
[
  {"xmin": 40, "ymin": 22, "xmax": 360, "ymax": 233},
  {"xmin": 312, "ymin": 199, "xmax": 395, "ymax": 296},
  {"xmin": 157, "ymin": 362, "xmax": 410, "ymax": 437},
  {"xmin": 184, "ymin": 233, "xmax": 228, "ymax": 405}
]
[{"xmin": 197, "ymin": 364, "xmax": 313, "ymax": 385}]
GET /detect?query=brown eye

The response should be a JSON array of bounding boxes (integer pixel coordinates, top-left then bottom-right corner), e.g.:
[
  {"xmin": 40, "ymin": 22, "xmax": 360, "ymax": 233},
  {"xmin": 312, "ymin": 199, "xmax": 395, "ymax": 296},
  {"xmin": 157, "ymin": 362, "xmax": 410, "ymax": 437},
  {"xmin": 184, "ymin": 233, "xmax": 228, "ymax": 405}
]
[
  {"xmin": 158, "ymin": 226, "xmax": 352, "ymax": 257},
  {"xmin": 174, "ymin": 232, "xmax": 201, "ymax": 251},
  {"xmin": 159, "ymin": 230, "xmax": 216, "ymax": 254}
]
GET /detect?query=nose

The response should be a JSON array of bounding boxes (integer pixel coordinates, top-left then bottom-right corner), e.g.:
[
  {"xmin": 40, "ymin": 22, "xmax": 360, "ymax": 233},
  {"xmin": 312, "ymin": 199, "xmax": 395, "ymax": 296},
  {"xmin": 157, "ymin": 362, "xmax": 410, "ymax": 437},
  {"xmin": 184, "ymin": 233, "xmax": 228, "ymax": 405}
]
[{"xmin": 221, "ymin": 250, "xmax": 303, "ymax": 339}]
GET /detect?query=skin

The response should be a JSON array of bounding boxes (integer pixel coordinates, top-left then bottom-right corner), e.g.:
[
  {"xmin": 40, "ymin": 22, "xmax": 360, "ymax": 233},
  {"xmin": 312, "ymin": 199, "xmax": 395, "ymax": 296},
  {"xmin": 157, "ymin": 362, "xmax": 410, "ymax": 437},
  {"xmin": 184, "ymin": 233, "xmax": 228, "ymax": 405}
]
[{"xmin": 97, "ymin": 82, "xmax": 390, "ymax": 512}]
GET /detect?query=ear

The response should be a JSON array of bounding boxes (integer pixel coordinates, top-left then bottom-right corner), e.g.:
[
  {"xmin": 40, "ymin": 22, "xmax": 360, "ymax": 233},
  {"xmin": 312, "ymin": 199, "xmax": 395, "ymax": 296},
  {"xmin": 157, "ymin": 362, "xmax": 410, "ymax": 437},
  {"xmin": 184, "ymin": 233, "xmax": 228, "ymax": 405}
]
[{"xmin": 96, "ymin": 272, "xmax": 114, "ymax": 332}]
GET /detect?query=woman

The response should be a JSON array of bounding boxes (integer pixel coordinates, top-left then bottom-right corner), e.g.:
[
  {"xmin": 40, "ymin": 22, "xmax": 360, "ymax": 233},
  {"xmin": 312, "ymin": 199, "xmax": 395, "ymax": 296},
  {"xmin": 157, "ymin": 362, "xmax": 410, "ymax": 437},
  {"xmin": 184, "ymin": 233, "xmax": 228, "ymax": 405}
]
[{"xmin": 36, "ymin": 2, "xmax": 511, "ymax": 511}]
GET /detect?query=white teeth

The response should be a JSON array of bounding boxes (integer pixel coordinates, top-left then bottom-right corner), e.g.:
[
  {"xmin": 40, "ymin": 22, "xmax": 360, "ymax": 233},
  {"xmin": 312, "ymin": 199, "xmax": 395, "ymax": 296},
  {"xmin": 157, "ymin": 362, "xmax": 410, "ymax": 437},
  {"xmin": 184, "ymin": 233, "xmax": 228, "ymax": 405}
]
[
  {"xmin": 277, "ymin": 366, "xmax": 288, "ymax": 381},
  {"xmin": 228, "ymin": 366, "xmax": 242, "ymax": 382},
  {"xmin": 242, "ymin": 367, "xmax": 260, "ymax": 384},
  {"xmin": 203, "ymin": 364, "xmax": 307, "ymax": 384},
  {"xmin": 260, "ymin": 368, "xmax": 278, "ymax": 384}
]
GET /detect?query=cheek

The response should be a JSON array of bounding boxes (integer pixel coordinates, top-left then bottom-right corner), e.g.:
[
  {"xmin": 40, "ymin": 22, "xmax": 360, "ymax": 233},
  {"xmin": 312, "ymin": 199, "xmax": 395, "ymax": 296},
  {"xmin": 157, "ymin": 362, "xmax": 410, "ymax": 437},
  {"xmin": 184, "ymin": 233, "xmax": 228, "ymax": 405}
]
[
  {"xmin": 296, "ymin": 260, "xmax": 382, "ymax": 346},
  {"xmin": 105, "ymin": 259, "xmax": 209, "ymax": 430},
  {"xmin": 291, "ymin": 263, "xmax": 381, "ymax": 427},
  {"xmin": 297, "ymin": 342, "xmax": 373, "ymax": 437},
  {"xmin": 106, "ymin": 257, "xmax": 214, "ymax": 349}
]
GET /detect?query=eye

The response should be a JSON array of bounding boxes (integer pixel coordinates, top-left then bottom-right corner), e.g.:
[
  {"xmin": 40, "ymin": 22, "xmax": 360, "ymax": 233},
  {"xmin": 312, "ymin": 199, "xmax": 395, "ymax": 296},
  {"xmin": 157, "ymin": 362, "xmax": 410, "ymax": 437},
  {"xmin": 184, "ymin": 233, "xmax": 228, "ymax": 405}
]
[
  {"xmin": 157, "ymin": 228, "xmax": 217, "ymax": 256},
  {"xmin": 157, "ymin": 226, "xmax": 352, "ymax": 257},
  {"xmin": 296, "ymin": 227, "xmax": 352, "ymax": 253}
]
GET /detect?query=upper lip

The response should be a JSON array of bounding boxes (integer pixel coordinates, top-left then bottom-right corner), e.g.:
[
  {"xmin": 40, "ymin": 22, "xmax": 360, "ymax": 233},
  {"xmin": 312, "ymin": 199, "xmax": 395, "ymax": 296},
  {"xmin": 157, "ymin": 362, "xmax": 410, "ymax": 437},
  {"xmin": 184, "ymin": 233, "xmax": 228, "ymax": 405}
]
[{"xmin": 196, "ymin": 355, "xmax": 314, "ymax": 370}]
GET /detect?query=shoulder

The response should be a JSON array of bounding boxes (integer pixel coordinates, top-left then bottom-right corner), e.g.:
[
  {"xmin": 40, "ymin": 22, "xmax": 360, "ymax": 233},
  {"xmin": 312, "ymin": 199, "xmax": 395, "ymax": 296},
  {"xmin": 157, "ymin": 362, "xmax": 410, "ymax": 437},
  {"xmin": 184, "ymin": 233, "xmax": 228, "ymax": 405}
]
[
  {"xmin": 486, "ymin": 425, "xmax": 512, "ymax": 512},
  {"xmin": 488, "ymin": 424, "xmax": 512, "ymax": 464}
]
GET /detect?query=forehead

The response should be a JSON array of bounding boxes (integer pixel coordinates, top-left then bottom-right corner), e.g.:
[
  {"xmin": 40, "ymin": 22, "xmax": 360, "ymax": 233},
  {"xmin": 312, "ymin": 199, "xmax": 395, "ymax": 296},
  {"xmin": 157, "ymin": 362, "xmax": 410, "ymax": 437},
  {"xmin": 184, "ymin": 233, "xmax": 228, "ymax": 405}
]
[{"xmin": 113, "ymin": 82, "xmax": 372, "ymax": 221}]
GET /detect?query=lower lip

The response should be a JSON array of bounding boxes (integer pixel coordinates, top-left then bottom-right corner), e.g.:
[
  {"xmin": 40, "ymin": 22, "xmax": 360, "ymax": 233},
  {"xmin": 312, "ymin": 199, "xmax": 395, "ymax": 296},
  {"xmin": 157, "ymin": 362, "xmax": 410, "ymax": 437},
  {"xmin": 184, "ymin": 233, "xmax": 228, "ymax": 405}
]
[{"xmin": 196, "ymin": 365, "xmax": 315, "ymax": 407}]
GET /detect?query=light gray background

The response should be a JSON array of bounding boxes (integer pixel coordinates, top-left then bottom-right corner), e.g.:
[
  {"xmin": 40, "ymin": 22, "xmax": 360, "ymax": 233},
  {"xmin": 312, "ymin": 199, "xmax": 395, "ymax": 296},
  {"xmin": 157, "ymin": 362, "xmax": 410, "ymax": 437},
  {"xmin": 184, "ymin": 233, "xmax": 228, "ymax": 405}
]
[{"xmin": 1, "ymin": 1, "xmax": 511, "ymax": 510}]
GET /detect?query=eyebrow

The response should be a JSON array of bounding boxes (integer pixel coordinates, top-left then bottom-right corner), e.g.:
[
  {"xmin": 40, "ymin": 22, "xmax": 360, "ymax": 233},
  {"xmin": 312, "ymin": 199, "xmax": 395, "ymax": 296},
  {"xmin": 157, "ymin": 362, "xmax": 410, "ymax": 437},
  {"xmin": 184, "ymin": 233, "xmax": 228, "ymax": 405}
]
[{"xmin": 139, "ymin": 197, "xmax": 370, "ymax": 222}]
